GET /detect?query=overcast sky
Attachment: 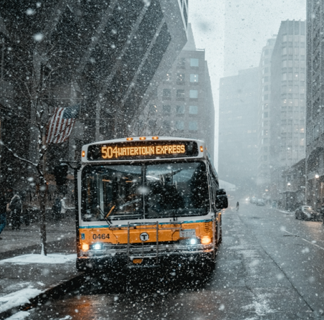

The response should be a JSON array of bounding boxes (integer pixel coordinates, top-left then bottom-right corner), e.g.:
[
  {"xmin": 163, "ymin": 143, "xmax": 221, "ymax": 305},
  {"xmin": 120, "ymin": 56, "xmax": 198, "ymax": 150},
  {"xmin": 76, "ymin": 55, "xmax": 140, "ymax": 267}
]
[{"xmin": 188, "ymin": 0, "xmax": 306, "ymax": 167}]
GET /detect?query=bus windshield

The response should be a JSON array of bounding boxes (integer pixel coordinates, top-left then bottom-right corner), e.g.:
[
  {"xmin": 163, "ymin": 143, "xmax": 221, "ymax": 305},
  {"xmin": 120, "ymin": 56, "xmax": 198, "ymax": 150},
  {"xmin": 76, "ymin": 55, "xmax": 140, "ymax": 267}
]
[{"xmin": 81, "ymin": 161, "xmax": 209, "ymax": 221}]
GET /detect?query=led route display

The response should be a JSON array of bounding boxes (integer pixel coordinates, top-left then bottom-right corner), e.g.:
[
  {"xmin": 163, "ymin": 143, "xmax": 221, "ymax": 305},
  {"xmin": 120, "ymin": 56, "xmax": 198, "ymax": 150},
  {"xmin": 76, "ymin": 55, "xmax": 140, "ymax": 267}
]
[{"xmin": 87, "ymin": 140, "xmax": 199, "ymax": 161}]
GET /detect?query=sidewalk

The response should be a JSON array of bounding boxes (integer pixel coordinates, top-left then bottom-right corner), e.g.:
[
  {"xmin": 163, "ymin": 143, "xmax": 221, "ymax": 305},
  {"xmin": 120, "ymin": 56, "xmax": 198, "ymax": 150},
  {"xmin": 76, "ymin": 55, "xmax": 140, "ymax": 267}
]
[
  {"xmin": 0, "ymin": 211, "xmax": 76, "ymax": 257},
  {"xmin": 0, "ymin": 215, "xmax": 80, "ymax": 319}
]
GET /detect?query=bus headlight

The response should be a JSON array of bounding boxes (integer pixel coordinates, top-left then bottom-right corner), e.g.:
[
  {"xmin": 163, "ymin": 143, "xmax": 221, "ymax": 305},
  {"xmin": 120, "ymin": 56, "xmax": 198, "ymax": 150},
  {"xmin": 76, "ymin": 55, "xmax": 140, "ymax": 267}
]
[
  {"xmin": 179, "ymin": 238, "xmax": 200, "ymax": 245},
  {"xmin": 91, "ymin": 243, "xmax": 103, "ymax": 250}
]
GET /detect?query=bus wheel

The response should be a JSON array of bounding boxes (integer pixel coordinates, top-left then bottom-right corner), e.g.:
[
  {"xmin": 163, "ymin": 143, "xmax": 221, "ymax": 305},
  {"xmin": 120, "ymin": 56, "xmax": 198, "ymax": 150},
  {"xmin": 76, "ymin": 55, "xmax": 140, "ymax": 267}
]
[{"xmin": 208, "ymin": 255, "xmax": 216, "ymax": 271}]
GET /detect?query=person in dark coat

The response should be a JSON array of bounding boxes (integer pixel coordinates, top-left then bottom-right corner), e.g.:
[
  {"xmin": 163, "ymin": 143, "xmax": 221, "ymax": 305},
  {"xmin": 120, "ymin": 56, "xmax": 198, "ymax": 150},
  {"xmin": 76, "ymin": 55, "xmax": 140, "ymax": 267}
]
[
  {"xmin": 9, "ymin": 192, "xmax": 22, "ymax": 230},
  {"xmin": 52, "ymin": 197, "xmax": 62, "ymax": 221},
  {"xmin": 0, "ymin": 189, "xmax": 9, "ymax": 239}
]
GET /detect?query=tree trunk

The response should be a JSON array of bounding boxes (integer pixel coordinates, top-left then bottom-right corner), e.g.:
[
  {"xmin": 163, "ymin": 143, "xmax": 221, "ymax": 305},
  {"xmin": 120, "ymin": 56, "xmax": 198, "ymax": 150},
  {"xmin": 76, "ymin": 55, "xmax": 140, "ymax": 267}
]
[{"xmin": 39, "ymin": 181, "xmax": 47, "ymax": 256}]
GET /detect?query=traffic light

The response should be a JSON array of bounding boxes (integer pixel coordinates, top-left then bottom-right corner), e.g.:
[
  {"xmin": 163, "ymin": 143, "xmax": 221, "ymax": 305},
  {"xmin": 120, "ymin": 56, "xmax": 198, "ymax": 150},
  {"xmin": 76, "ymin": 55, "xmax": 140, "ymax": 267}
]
[{"xmin": 54, "ymin": 164, "xmax": 68, "ymax": 186}]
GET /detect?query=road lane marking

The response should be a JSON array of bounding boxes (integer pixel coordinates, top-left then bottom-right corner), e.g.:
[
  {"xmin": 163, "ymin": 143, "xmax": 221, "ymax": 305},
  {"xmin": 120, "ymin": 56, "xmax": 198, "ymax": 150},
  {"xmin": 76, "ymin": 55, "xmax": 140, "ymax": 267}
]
[{"xmin": 284, "ymin": 230, "xmax": 324, "ymax": 251}]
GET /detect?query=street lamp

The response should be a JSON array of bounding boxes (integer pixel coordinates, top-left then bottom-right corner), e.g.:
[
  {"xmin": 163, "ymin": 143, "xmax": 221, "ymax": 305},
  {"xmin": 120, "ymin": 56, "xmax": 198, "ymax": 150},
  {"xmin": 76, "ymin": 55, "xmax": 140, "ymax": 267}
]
[{"xmin": 315, "ymin": 174, "xmax": 320, "ymax": 209}]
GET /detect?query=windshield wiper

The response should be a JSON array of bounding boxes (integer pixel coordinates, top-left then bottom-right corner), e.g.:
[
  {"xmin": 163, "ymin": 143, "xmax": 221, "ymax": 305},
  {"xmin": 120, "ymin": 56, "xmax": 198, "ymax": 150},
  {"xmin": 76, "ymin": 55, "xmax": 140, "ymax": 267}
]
[
  {"xmin": 118, "ymin": 198, "xmax": 141, "ymax": 209},
  {"xmin": 104, "ymin": 204, "xmax": 116, "ymax": 226}
]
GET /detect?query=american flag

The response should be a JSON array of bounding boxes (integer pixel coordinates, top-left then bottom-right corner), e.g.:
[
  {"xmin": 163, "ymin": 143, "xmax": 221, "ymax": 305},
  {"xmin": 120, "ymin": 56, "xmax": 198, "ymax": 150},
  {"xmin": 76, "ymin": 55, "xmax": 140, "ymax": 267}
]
[{"xmin": 46, "ymin": 105, "xmax": 79, "ymax": 144}]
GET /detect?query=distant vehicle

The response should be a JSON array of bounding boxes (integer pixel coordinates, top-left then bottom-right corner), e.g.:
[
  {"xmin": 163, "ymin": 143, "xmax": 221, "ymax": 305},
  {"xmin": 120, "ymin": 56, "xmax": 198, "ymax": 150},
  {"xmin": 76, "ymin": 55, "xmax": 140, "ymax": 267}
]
[
  {"xmin": 295, "ymin": 206, "xmax": 322, "ymax": 221},
  {"xmin": 256, "ymin": 199, "xmax": 265, "ymax": 206},
  {"xmin": 250, "ymin": 197, "xmax": 257, "ymax": 204}
]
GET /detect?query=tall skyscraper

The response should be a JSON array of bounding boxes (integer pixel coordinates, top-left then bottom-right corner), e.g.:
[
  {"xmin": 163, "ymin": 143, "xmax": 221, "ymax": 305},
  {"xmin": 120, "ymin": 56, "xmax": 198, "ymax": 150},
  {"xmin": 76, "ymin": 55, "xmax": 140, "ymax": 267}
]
[
  {"xmin": 256, "ymin": 38, "xmax": 276, "ymax": 191},
  {"xmin": 269, "ymin": 20, "xmax": 306, "ymax": 200},
  {"xmin": 306, "ymin": 1, "xmax": 324, "ymax": 207},
  {"xmin": 218, "ymin": 67, "xmax": 259, "ymax": 188},
  {"xmin": 138, "ymin": 24, "xmax": 215, "ymax": 163}
]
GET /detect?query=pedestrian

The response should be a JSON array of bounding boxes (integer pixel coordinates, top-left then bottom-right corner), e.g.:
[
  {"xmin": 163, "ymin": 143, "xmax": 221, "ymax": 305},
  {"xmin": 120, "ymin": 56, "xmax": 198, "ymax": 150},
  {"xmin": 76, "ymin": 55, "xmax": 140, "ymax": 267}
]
[
  {"xmin": 0, "ymin": 189, "xmax": 9, "ymax": 239},
  {"xmin": 52, "ymin": 197, "xmax": 62, "ymax": 221},
  {"xmin": 9, "ymin": 192, "xmax": 22, "ymax": 230},
  {"xmin": 60, "ymin": 197, "xmax": 68, "ymax": 219},
  {"xmin": 236, "ymin": 201, "xmax": 239, "ymax": 211}
]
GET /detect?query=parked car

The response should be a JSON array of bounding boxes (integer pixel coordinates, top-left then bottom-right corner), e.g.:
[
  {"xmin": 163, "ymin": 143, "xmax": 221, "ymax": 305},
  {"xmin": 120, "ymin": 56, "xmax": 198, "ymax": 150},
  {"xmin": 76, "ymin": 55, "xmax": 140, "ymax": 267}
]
[
  {"xmin": 256, "ymin": 199, "xmax": 266, "ymax": 206},
  {"xmin": 295, "ymin": 206, "xmax": 322, "ymax": 221}
]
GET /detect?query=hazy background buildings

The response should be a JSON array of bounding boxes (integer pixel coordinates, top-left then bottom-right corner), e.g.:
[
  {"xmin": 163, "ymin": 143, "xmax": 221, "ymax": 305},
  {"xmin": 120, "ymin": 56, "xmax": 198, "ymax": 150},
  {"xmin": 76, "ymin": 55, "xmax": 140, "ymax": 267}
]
[
  {"xmin": 218, "ymin": 67, "xmax": 259, "ymax": 189},
  {"xmin": 139, "ymin": 24, "xmax": 215, "ymax": 162},
  {"xmin": 256, "ymin": 38, "xmax": 276, "ymax": 190},
  {"xmin": 219, "ymin": 20, "xmax": 307, "ymax": 200},
  {"xmin": 269, "ymin": 20, "xmax": 306, "ymax": 201}
]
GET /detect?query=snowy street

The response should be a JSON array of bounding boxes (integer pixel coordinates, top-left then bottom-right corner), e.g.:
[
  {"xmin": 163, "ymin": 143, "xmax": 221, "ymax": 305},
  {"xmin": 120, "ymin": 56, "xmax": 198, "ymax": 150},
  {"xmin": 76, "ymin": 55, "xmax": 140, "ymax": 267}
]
[{"xmin": 2, "ymin": 203, "xmax": 324, "ymax": 320}]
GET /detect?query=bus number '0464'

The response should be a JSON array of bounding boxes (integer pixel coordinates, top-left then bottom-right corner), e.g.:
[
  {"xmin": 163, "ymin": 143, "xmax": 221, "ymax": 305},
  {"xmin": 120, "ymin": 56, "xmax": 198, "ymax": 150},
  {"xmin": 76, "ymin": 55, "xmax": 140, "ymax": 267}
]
[{"xmin": 93, "ymin": 234, "xmax": 110, "ymax": 240}]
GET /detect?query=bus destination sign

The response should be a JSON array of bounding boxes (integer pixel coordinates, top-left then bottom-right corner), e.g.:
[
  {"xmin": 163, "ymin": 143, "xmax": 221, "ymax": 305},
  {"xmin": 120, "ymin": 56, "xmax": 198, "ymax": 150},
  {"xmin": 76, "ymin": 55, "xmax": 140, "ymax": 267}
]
[{"xmin": 87, "ymin": 141, "xmax": 199, "ymax": 161}]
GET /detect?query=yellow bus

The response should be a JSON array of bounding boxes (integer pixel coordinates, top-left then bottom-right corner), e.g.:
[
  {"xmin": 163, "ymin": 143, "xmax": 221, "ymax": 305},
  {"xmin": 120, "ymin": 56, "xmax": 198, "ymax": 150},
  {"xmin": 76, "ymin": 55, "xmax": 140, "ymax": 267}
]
[{"xmin": 76, "ymin": 137, "xmax": 228, "ymax": 272}]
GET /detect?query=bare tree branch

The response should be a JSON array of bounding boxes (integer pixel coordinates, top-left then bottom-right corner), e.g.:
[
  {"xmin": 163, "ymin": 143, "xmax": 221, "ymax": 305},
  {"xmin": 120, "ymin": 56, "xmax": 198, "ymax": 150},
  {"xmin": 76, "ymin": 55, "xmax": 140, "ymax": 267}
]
[{"xmin": 0, "ymin": 140, "xmax": 38, "ymax": 167}]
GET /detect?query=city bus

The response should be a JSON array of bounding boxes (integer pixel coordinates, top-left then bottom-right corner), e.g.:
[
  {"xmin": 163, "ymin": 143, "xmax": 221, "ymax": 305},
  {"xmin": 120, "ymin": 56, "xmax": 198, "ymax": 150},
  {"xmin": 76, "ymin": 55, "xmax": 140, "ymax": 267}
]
[{"xmin": 75, "ymin": 137, "xmax": 228, "ymax": 272}]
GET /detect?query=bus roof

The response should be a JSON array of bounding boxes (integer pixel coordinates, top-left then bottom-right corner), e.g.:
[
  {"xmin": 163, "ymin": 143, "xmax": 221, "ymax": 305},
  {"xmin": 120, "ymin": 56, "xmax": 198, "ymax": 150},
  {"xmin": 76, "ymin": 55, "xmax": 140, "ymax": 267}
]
[{"xmin": 83, "ymin": 136, "xmax": 205, "ymax": 147}]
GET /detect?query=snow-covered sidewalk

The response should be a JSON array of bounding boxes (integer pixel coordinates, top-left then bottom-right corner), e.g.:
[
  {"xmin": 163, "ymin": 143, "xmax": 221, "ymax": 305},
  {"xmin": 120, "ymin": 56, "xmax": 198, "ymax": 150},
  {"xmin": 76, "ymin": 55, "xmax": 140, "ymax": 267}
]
[
  {"xmin": 0, "ymin": 216, "xmax": 79, "ymax": 318},
  {"xmin": 0, "ymin": 253, "xmax": 79, "ymax": 317}
]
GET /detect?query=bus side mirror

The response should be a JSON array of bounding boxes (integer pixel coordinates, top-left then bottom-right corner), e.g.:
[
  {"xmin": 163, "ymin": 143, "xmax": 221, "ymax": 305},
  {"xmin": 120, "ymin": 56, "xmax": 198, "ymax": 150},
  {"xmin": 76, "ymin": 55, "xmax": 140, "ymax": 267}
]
[{"xmin": 216, "ymin": 189, "xmax": 228, "ymax": 209}]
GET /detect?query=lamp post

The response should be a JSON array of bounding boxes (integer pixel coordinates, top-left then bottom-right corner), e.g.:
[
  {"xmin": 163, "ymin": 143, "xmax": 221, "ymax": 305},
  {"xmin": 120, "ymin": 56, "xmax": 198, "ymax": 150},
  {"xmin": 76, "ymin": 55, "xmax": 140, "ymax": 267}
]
[{"xmin": 315, "ymin": 174, "xmax": 320, "ymax": 209}]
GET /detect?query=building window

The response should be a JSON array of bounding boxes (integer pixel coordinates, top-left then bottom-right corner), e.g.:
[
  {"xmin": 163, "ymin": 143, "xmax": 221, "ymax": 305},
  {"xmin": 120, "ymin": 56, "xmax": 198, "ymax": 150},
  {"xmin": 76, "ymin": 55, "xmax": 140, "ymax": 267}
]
[
  {"xmin": 190, "ymin": 58, "xmax": 199, "ymax": 67},
  {"xmin": 178, "ymin": 58, "xmax": 186, "ymax": 69},
  {"xmin": 175, "ymin": 120, "xmax": 184, "ymax": 131},
  {"xmin": 189, "ymin": 121, "xmax": 198, "ymax": 131},
  {"xmin": 176, "ymin": 73, "xmax": 185, "ymax": 85},
  {"xmin": 149, "ymin": 104, "xmax": 157, "ymax": 113},
  {"xmin": 189, "ymin": 105, "xmax": 198, "ymax": 114},
  {"xmin": 165, "ymin": 73, "xmax": 172, "ymax": 82},
  {"xmin": 176, "ymin": 105, "xmax": 185, "ymax": 114},
  {"xmin": 190, "ymin": 74, "xmax": 199, "ymax": 83},
  {"xmin": 189, "ymin": 90, "xmax": 198, "ymax": 99},
  {"xmin": 163, "ymin": 105, "xmax": 171, "ymax": 114},
  {"xmin": 162, "ymin": 89, "xmax": 171, "ymax": 100},
  {"xmin": 162, "ymin": 120, "xmax": 171, "ymax": 131},
  {"xmin": 176, "ymin": 89, "xmax": 185, "ymax": 100},
  {"xmin": 151, "ymin": 88, "xmax": 158, "ymax": 98}
]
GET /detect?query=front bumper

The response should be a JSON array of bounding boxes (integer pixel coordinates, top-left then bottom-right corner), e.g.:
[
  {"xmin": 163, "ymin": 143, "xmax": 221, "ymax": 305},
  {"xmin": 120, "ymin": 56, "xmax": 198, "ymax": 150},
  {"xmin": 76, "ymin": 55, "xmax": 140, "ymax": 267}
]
[{"xmin": 77, "ymin": 243, "xmax": 215, "ymax": 270}]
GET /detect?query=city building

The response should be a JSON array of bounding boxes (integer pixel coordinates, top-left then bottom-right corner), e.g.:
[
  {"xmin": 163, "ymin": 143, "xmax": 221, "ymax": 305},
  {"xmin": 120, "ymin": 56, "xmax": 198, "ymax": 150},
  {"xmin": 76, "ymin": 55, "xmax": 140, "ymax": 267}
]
[
  {"xmin": 218, "ymin": 67, "xmax": 259, "ymax": 189},
  {"xmin": 269, "ymin": 20, "xmax": 306, "ymax": 201},
  {"xmin": 306, "ymin": 1, "xmax": 324, "ymax": 208},
  {"xmin": 138, "ymin": 24, "xmax": 215, "ymax": 163},
  {"xmin": 0, "ymin": 0, "xmax": 188, "ymax": 189},
  {"xmin": 256, "ymin": 37, "xmax": 276, "ymax": 193},
  {"xmin": 280, "ymin": 158, "xmax": 305, "ymax": 211}
]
